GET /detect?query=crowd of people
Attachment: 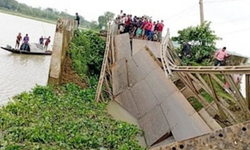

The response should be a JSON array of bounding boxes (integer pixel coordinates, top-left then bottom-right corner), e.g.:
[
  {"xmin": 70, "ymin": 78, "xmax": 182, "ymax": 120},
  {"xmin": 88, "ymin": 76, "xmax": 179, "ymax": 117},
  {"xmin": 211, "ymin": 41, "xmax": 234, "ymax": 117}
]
[
  {"xmin": 15, "ymin": 33, "xmax": 51, "ymax": 51},
  {"xmin": 115, "ymin": 10, "xmax": 164, "ymax": 42}
]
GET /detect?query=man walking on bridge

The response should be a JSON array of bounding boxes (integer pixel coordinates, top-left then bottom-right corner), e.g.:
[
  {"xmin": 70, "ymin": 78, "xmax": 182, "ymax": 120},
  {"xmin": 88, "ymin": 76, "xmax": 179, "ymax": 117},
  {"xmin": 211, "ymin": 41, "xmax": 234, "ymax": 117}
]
[{"xmin": 214, "ymin": 47, "xmax": 230, "ymax": 66}]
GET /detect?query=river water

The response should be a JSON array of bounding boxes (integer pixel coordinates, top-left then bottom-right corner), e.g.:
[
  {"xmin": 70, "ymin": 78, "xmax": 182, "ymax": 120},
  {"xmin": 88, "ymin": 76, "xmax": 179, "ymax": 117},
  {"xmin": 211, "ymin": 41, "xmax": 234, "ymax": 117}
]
[{"xmin": 0, "ymin": 12, "xmax": 56, "ymax": 105}]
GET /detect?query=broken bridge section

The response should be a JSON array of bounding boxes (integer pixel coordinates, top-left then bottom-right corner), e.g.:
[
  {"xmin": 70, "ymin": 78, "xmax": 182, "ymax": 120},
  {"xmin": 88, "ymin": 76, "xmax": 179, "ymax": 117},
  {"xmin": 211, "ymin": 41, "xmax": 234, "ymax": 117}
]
[
  {"xmin": 112, "ymin": 33, "xmax": 211, "ymax": 146},
  {"xmin": 150, "ymin": 120, "xmax": 250, "ymax": 150}
]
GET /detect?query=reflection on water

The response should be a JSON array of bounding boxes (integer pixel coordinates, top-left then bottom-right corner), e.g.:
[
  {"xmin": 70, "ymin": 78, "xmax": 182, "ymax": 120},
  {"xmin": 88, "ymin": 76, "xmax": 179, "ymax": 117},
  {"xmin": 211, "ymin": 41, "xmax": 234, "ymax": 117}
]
[
  {"xmin": 0, "ymin": 12, "xmax": 55, "ymax": 105},
  {"xmin": 8, "ymin": 53, "xmax": 47, "ymax": 65}
]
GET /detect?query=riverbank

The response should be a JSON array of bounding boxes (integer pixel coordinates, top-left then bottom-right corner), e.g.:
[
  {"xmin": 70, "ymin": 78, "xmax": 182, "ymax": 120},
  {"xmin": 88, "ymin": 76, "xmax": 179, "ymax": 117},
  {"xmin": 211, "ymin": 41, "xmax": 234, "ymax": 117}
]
[
  {"xmin": 0, "ymin": 9, "xmax": 55, "ymax": 25},
  {"xmin": 0, "ymin": 9, "xmax": 89, "ymax": 31}
]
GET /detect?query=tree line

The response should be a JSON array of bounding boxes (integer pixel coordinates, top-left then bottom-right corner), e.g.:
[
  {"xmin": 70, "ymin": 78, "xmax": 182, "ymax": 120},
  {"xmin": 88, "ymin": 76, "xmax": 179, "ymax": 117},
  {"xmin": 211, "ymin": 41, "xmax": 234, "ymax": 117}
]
[{"xmin": 0, "ymin": 0, "xmax": 115, "ymax": 30}]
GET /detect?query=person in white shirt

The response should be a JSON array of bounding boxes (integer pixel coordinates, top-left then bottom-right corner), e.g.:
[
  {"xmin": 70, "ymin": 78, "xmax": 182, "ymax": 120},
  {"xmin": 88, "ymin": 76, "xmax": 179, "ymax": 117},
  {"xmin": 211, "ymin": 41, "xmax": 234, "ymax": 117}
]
[
  {"xmin": 118, "ymin": 10, "xmax": 123, "ymax": 18},
  {"xmin": 119, "ymin": 14, "xmax": 126, "ymax": 33}
]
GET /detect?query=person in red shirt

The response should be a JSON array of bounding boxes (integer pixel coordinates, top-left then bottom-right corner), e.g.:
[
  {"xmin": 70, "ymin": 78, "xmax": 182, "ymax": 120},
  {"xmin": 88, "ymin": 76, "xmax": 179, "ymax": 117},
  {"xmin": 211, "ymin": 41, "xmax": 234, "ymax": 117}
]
[
  {"xmin": 124, "ymin": 14, "xmax": 131, "ymax": 33},
  {"xmin": 140, "ymin": 18, "xmax": 148, "ymax": 39},
  {"xmin": 44, "ymin": 36, "xmax": 51, "ymax": 51},
  {"xmin": 144, "ymin": 19, "xmax": 152, "ymax": 40},
  {"xmin": 15, "ymin": 32, "xmax": 22, "ymax": 49},
  {"xmin": 157, "ymin": 20, "xmax": 164, "ymax": 42}
]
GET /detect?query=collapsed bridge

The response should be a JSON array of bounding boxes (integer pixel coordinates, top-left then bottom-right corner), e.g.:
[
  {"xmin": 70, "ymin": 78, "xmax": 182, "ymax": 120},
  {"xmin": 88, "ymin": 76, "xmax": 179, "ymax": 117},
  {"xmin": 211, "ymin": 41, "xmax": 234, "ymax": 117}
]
[{"xmin": 95, "ymin": 22, "xmax": 250, "ymax": 149}]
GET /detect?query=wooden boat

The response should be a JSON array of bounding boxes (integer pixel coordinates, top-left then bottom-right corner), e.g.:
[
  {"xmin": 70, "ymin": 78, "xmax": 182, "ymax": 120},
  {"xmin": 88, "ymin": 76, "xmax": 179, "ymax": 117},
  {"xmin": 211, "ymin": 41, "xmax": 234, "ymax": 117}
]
[{"xmin": 1, "ymin": 43, "xmax": 52, "ymax": 55}]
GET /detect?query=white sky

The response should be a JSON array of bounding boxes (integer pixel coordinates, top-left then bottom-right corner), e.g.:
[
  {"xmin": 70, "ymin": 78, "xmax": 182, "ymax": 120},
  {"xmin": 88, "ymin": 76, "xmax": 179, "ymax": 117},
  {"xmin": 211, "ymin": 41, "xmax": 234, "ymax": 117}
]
[{"xmin": 16, "ymin": 0, "xmax": 250, "ymax": 56}]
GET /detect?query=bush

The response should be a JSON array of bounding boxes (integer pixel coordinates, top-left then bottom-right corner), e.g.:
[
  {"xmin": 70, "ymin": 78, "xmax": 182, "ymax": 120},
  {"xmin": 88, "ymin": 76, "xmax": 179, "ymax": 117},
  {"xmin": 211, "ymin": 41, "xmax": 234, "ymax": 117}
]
[{"xmin": 69, "ymin": 30, "xmax": 106, "ymax": 78}]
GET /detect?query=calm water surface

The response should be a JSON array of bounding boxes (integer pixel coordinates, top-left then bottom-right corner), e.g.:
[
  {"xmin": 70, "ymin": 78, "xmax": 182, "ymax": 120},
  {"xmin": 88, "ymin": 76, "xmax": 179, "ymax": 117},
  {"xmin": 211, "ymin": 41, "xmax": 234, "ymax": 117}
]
[{"xmin": 0, "ymin": 12, "xmax": 56, "ymax": 105}]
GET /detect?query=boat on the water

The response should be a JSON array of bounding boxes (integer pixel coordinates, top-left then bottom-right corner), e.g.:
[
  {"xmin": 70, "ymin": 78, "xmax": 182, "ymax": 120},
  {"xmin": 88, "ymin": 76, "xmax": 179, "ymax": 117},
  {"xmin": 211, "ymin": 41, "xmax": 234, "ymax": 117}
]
[{"xmin": 1, "ymin": 43, "xmax": 52, "ymax": 55}]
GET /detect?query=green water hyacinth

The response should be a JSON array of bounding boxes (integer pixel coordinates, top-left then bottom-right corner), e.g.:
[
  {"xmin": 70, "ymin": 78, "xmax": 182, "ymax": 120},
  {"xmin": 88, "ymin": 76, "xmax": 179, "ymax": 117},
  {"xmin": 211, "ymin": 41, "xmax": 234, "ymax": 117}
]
[{"xmin": 0, "ymin": 84, "xmax": 144, "ymax": 150}]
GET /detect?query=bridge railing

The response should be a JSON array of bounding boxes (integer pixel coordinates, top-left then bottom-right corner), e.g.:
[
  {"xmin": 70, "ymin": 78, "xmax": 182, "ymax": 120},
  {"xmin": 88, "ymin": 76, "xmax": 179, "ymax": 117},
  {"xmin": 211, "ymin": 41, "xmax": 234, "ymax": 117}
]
[
  {"xmin": 95, "ymin": 22, "xmax": 116, "ymax": 102},
  {"xmin": 160, "ymin": 29, "xmax": 250, "ymax": 125}
]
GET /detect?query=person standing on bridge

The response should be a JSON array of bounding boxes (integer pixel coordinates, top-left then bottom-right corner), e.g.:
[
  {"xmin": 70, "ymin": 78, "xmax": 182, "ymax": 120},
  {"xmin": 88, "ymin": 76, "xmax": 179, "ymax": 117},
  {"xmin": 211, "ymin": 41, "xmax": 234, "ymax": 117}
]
[
  {"xmin": 118, "ymin": 10, "xmax": 123, "ymax": 18},
  {"xmin": 75, "ymin": 12, "xmax": 80, "ymax": 28},
  {"xmin": 157, "ymin": 20, "xmax": 164, "ymax": 42},
  {"xmin": 214, "ymin": 47, "xmax": 230, "ymax": 66}
]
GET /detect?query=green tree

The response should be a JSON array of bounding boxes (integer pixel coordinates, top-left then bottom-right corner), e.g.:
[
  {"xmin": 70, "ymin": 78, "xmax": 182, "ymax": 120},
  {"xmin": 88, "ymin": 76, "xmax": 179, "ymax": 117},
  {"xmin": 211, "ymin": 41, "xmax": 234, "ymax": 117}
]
[
  {"xmin": 89, "ymin": 21, "xmax": 98, "ymax": 30},
  {"xmin": 98, "ymin": 11, "xmax": 115, "ymax": 29},
  {"xmin": 69, "ymin": 30, "xmax": 105, "ymax": 77},
  {"xmin": 0, "ymin": 0, "xmax": 17, "ymax": 10},
  {"xmin": 172, "ymin": 21, "xmax": 221, "ymax": 65},
  {"xmin": 98, "ymin": 15, "xmax": 105, "ymax": 29}
]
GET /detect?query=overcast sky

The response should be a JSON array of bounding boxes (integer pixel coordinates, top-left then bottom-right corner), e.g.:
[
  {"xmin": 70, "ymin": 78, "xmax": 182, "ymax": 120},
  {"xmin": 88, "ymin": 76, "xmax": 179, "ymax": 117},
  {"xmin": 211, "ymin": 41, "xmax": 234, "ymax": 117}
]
[{"xmin": 16, "ymin": 0, "xmax": 250, "ymax": 56}]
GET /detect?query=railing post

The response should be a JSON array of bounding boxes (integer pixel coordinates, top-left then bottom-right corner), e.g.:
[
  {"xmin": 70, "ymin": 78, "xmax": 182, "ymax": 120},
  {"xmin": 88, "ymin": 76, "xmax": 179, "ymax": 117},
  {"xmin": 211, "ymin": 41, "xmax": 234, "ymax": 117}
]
[
  {"xmin": 246, "ymin": 74, "xmax": 250, "ymax": 109},
  {"xmin": 95, "ymin": 22, "xmax": 111, "ymax": 102},
  {"xmin": 161, "ymin": 28, "xmax": 172, "ymax": 77}
]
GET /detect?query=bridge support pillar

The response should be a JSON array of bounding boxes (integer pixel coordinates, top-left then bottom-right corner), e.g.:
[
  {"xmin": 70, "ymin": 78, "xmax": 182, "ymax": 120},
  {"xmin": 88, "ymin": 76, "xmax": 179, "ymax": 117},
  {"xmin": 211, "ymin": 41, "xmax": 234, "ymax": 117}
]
[{"xmin": 48, "ymin": 18, "xmax": 77, "ymax": 85}]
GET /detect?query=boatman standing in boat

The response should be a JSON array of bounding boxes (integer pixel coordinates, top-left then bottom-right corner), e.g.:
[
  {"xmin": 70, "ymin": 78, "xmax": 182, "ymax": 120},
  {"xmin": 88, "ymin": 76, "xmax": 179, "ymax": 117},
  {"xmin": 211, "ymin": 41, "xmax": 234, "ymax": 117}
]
[
  {"xmin": 20, "ymin": 34, "xmax": 30, "ymax": 51},
  {"xmin": 15, "ymin": 33, "xmax": 22, "ymax": 49},
  {"xmin": 23, "ymin": 34, "xmax": 29, "ymax": 44},
  {"xmin": 44, "ymin": 36, "xmax": 51, "ymax": 51},
  {"xmin": 39, "ymin": 36, "xmax": 44, "ymax": 45}
]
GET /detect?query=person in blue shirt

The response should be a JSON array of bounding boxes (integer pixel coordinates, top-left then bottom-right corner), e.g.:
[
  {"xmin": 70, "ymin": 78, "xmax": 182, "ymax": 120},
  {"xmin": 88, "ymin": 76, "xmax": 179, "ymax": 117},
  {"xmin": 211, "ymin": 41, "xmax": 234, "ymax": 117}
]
[
  {"xmin": 23, "ymin": 34, "xmax": 29, "ymax": 44},
  {"xmin": 20, "ymin": 34, "xmax": 30, "ymax": 51},
  {"xmin": 39, "ymin": 36, "xmax": 44, "ymax": 45}
]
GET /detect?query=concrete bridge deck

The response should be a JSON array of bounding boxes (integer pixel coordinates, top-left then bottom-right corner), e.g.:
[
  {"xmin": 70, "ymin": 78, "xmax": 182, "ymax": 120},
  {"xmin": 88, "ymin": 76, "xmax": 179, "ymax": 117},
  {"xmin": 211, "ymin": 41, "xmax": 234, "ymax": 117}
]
[{"xmin": 112, "ymin": 33, "xmax": 212, "ymax": 146}]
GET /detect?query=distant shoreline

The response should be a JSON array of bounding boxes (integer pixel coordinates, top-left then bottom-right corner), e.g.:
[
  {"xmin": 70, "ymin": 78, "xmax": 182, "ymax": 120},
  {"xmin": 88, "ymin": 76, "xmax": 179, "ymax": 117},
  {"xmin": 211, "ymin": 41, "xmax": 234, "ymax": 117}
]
[
  {"xmin": 0, "ymin": 9, "xmax": 56, "ymax": 25},
  {"xmin": 0, "ymin": 9, "xmax": 88, "ymax": 30}
]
